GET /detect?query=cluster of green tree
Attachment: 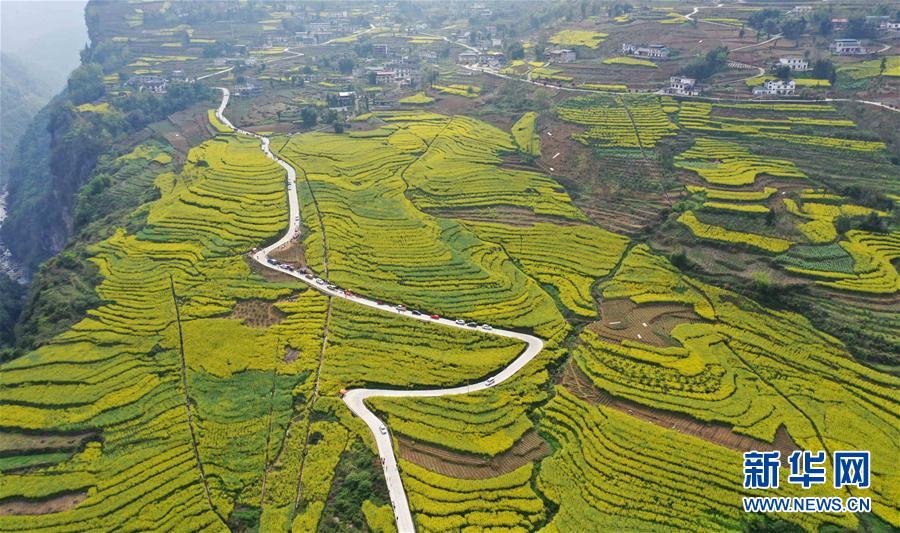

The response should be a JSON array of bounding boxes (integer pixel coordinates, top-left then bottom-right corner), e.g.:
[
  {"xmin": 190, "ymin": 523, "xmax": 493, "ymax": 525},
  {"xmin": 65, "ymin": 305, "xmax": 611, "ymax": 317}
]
[
  {"xmin": 748, "ymin": 8, "xmax": 891, "ymax": 40},
  {"xmin": 775, "ymin": 59, "xmax": 837, "ymax": 84},
  {"xmin": 0, "ymin": 52, "xmax": 55, "ymax": 190},
  {"xmin": 679, "ymin": 46, "xmax": 729, "ymax": 81},
  {"xmin": 0, "ymin": 273, "xmax": 25, "ymax": 354},
  {"xmin": 317, "ymin": 441, "xmax": 389, "ymax": 532}
]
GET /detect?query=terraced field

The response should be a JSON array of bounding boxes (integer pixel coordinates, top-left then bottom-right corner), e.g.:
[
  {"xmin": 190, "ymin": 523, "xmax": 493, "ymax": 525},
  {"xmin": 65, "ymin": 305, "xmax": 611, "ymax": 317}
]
[{"xmin": 573, "ymin": 245, "xmax": 900, "ymax": 523}]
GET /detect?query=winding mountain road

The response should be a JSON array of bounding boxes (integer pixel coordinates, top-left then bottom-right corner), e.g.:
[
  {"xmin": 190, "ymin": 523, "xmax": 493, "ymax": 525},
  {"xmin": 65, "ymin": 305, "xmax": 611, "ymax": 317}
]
[{"xmin": 214, "ymin": 88, "xmax": 545, "ymax": 532}]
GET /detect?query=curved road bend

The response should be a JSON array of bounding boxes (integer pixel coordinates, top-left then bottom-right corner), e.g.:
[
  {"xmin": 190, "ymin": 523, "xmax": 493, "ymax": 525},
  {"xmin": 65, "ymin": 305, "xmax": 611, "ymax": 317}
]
[{"xmin": 214, "ymin": 88, "xmax": 546, "ymax": 532}]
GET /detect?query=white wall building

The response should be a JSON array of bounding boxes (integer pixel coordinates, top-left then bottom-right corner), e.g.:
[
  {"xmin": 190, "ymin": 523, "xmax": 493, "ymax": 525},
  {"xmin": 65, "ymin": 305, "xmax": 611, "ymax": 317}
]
[
  {"xmin": 665, "ymin": 76, "xmax": 699, "ymax": 96},
  {"xmin": 753, "ymin": 79, "xmax": 796, "ymax": 96},
  {"xmin": 777, "ymin": 56, "xmax": 809, "ymax": 71}
]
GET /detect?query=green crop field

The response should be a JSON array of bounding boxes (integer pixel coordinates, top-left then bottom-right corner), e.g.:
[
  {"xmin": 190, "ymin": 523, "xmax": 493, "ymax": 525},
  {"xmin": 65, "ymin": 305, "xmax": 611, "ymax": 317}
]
[{"xmin": 511, "ymin": 111, "xmax": 540, "ymax": 156}]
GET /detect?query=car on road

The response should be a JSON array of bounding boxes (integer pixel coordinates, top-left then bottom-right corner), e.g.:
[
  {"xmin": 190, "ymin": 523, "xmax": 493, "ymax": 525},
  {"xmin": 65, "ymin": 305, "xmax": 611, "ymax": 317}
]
[
  {"xmin": 481, "ymin": 324, "xmax": 492, "ymax": 331},
  {"xmin": 466, "ymin": 321, "xmax": 478, "ymax": 328},
  {"xmin": 485, "ymin": 377, "xmax": 496, "ymax": 386},
  {"xmin": 455, "ymin": 319, "xmax": 466, "ymax": 325},
  {"xmin": 411, "ymin": 310, "xmax": 422, "ymax": 316},
  {"xmin": 395, "ymin": 305, "xmax": 407, "ymax": 312},
  {"xmin": 327, "ymin": 284, "xmax": 337, "ymax": 290},
  {"xmin": 379, "ymin": 425, "xmax": 388, "ymax": 435},
  {"xmin": 305, "ymin": 273, "xmax": 314, "ymax": 280},
  {"xmin": 430, "ymin": 314, "xmax": 440, "ymax": 320},
  {"xmin": 315, "ymin": 278, "xmax": 325, "ymax": 285}
]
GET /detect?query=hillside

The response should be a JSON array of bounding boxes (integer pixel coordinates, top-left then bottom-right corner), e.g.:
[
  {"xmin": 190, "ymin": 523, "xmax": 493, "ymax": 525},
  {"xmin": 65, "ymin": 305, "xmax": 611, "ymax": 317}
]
[{"xmin": 0, "ymin": 1, "xmax": 897, "ymax": 531}]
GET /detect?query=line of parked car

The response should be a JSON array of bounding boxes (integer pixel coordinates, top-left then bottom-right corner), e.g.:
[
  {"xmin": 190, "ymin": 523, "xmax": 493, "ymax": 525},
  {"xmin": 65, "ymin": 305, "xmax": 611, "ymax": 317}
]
[
  {"xmin": 259, "ymin": 252, "xmax": 499, "ymax": 387},
  {"xmin": 260, "ymin": 254, "xmax": 494, "ymax": 330}
]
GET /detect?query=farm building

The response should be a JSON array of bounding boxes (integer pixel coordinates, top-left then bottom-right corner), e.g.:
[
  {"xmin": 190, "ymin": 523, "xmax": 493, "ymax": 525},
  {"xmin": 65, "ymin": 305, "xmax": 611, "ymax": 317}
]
[
  {"xmin": 457, "ymin": 50, "xmax": 483, "ymax": 65},
  {"xmin": 752, "ymin": 79, "xmax": 796, "ymax": 96},
  {"xmin": 829, "ymin": 39, "xmax": 868, "ymax": 55},
  {"xmin": 664, "ymin": 76, "xmax": 700, "ymax": 96},
  {"xmin": 374, "ymin": 70, "xmax": 397, "ymax": 84},
  {"xmin": 548, "ymin": 49, "xmax": 577, "ymax": 63},
  {"xmin": 126, "ymin": 75, "xmax": 168, "ymax": 94},
  {"xmin": 621, "ymin": 43, "xmax": 670, "ymax": 59},
  {"xmin": 776, "ymin": 56, "xmax": 810, "ymax": 71}
]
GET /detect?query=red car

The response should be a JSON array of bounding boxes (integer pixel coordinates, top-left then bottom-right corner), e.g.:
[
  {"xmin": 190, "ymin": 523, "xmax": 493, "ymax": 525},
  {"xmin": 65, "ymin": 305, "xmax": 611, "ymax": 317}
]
[{"xmin": 430, "ymin": 314, "xmax": 440, "ymax": 320}]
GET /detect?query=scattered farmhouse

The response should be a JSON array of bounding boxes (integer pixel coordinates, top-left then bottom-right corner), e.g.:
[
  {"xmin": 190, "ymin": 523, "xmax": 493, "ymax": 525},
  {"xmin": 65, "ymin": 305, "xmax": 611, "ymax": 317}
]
[
  {"xmin": 622, "ymin": 43, "xmax": 670, "ymax": 59},
  {"xmin": 457, "ymin": 50, "xmax": 482, "ymax": 65},
  {"xmin": 753, "ymin": 79, "xmax": 796, "ymax": 96},
  {"xmin": 665, "ymin": 76, "xmax": 700, "ymax": 96},
  {"xmin": 548, "ymin": 49, "xmax": 577, "ymax": 63},
  {"xmin": 829, "ymin": 38, "xmax": 868, "ymax": 55},
  {"xmin": 126, "ymin": 75, "xmax": 168, "ymax": 94},
  {"xmin": 831, "ymin": 18, "xmax": 849, "ymax": 31},
  {"xmin": 776, "ymin": 56, "xmax": 810, "ymax": 71}
]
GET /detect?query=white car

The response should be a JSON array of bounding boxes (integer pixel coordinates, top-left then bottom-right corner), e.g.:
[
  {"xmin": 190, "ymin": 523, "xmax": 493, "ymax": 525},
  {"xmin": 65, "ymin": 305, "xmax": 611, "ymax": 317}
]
[
  {"xmin": 485, "ymin": 377, "xmax": 496, "ymax": 386},
  {"xmin": 315, "ymin": 278, "xmax": 325, "ymax": 285},
  {"xmin": 481, "ymin": 324, "xmax": 492, "ymax": 331},
  {"xmin": 455, "ymin": 319, "xmax": 466, "ymax": 326},
  {"xmin": 379, "ymin": 425, "xmax": 388, "ymax": 435}
]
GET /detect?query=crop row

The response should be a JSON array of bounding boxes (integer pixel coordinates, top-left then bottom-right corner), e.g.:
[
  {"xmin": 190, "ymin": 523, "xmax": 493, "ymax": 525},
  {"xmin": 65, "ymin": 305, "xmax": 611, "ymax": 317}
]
[
  {"xmin": 537, "ymin": 389, "xmax": 851, "ymax": 532},
  {"xmin": 402, "ymin": 460, "xmax": 545, "ymax": 532},
  {"xmin": 675, "ymin": 137, "xmax": 806, "ymax": 186},
  {"xmin": 462, "ymin": 221, "xmax": 628, "ymax": 318},
  {"xmin": 585, "ymin": 245, "xmax": 900, "ymax": 522},
  {"xmin": 558, "ymin": 95, "xmax": 677, "ymax": 149},
  {"xmin": 678, "ymin": 211, "xmax": 793, "ymax": 253}
]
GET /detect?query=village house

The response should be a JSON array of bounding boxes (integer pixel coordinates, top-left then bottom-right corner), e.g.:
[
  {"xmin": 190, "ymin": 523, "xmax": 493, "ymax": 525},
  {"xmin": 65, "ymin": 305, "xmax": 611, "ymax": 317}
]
[
  {"xmin": 880, "ymin": 20, "xmax": 900, "ymax": 31},
  {"xmin": 548, "ymin": 49, "xmax": 576, "ymax": 63},
  {"xmin": 831, "ymin": 18, "xmax": 849, "ymax": 31},
  {"xmin": 753, "ymin": 79, "xmax": 796, "ymax": 96},
  {"xmin": 829, "ymin": 38, "xmax": 868, "ymax": 55},
  {"xmin": 233, "ymin": 78, "xmax": 261, "ymax": 97},
  {"xmin": 776, "ymin": 56, "xmax": 810, "ymax": 71},
  {"xmin": 374, "ymin": 70, "xmax": 397, "ymax": 85},
  {"xmin": 664, "ymin": 76, "xmax": 700, "ymax": 96},
  {"xmin": 328, "ymin": 91, "xmax": 357, "ymax": 111},
  {"xmin": 457, "ymin": 50, "xmax": 483, "ymax": 65},
  {"xmin": 126, "ymin": 75, "xmax": 168, "ymax": 94},
  {"xmin": 621, "ymin": 43, "xmax": 670, "ymax": 59}
]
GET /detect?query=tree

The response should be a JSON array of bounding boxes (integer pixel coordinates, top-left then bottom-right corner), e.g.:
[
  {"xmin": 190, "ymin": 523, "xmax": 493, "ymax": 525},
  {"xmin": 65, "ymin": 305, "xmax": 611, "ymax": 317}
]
[
  {"xmin": 506, "ymin": 41, "xmax": 525, "ymax": 61},
  {"xmin": 775, "ymin": 65, "xmax": 792, "ymax": 80},
  {"xmin": 300, "ymin": 107, "xmax": 317, "ymax": 128},
  {"xmin": 781, "ymin": 18, "xmax": 807, "ymax": 43},
  {"xmin": 811, "ymin": 58, "xmax": 836, "ymax": 82},
  {"xmin": 366, "ymin": 71, "xmax": 377, "ymax": 85},
  {"xmin": 532, "ymin": 43, "xmax": 545, "ymax": 62},
  {"xmin": 67, "ymin": 63, "xmax": 106, "ymax": 105},
  {"xmin": 338, "ymin": 57, "xmax": 355, "ymax": 75},
  {"xmin": 846, "ymin": 17, "xmax": 876, "ymax": 39},
  {"xmin": 879, "ymin": 56, "xmax": 887, "ymax": 77},
  {"xmin": 680, "ymin": 46, "xmax": 729, "ymax": 81}
]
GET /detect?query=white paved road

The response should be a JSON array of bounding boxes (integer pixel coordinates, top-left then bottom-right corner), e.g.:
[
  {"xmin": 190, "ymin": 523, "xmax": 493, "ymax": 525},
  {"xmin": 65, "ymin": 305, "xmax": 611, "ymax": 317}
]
[{"xmin": 214, "ymin": 88, "xmax": 546, "ymax": 532}]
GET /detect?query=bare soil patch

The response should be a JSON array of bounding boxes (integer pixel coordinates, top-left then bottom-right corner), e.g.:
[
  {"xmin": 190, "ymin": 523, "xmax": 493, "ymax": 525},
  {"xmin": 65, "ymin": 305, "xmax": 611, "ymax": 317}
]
[
  {"xmin": 560, "ymin": 360, "xmax": 799, "ymax": 458},
  {"xmin": 398, "ymin": 430, "xmax": 550, "ymax": 479},
  {"xmin": 284, "ymin": 347, "xmax": 300, "ymax": 363},
  {"xmin": 231, "ymin": 299, "xmax": 286, "ymax": 328},
  {"xmin": 245, "ymin": 255, "xmax": 296, "ymax": 283},
  {"xmin": 269, "ymin": 239, "xmax": 307, "ymax": 268},
  {"xmin": 0, "ymin": 432, "xmax": 98, "ymax": 455},
  {"xmin": 426, "ymin": 206, "xmax": 581, "ymax": 227},
  {"xmin": 591, "ymin": 299, "xmax": 701, "ymax": 347},
  {"xmin": 0, "ymin": 492, "xmax": 88, "ymax": 516}
]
